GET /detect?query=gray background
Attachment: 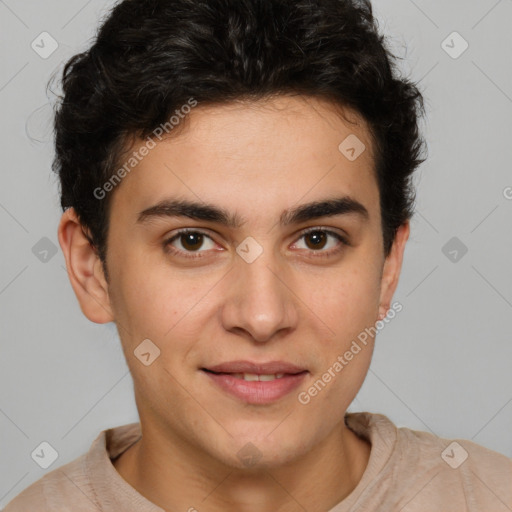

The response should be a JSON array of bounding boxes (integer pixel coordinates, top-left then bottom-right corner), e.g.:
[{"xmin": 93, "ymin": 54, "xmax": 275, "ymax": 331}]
[{"xmin": 1, "ymin": 0, "xmax": 511, "ymax": 505}]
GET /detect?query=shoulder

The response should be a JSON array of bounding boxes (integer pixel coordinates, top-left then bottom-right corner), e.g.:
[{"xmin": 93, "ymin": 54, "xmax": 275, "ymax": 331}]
[
  {"xmin": 395, "ymin": 418, "xmax": 512, "ymax": 471},
  {"xmin": 2, "ymin": 452, "xmax": 95, "ymax": 511},
  {"xmin": 349, "ymin": 412, "xmax": 512, "ymax": 510},
  {"xmin": 398, "ymin": 423, "xmax": 512, "ymax": 509},
  {"xmin": 3, "ymin": 423, "xmax": 141, "ymax": 511}
]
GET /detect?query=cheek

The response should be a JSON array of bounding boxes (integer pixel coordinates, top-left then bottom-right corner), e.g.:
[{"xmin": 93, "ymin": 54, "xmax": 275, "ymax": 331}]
[
  {"xmin": 304, "ymin": 260, "xmax": 381, "ymax": 339},
  {"xmin": 111, "ymin": 260, "xmax": 217, "ymax": 380},
  {"xmin": 112, "ymin": 252, "xmax": 193, "ymax": 330},
  {"xmin": 301, "ymin": 273, "xmax": 378, "ymax": 411}
]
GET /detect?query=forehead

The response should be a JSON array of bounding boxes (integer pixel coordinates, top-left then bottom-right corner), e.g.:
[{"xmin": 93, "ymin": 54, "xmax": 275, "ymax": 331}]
[{"xmin": 110, "ymin": 95, "xmax": 379, "ymax": 221}]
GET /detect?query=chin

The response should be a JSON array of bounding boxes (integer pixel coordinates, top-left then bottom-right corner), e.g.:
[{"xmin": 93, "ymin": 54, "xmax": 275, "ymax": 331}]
[{"xmin": 213, "ymin": 429, "xmax": 311, "ymax": 471}]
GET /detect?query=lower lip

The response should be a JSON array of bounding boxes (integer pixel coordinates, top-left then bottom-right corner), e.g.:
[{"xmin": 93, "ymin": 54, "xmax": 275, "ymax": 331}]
[{"xmin": 202, "ymin": 370, "xmax": 308, "ymax": 404}]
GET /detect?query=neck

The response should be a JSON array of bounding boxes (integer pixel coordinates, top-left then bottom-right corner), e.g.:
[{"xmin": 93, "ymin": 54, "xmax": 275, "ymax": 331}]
[{"xmin": 113, "ymin": 418, "xmax": 371, "ymax": 512}]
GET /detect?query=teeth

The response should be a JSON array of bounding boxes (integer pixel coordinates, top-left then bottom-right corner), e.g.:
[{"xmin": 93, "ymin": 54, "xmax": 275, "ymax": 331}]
[
  {"xmin": 259, "ymin": 373, "xmax": 283, "ymax": 381},
  {"xmin": 230, "ymin": 373, "xmax": 286, "ymax": 381}
]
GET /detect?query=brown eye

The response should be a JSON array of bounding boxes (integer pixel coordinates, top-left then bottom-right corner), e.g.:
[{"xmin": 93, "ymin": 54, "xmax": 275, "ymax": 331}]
[
  {"xmin": 293, "ymin": 228, "xmax": 349, "ymax": 257},
  {"xmin": 304, "ymin": 230, "xmax": 328, "ymax": 250},
  {"xmin": 180, "ymin": 232, "xmax": 204, "ymax": 251},
  {"xmin": 164, "ymin": 229, "xmax": 217, "ymax": 258}
]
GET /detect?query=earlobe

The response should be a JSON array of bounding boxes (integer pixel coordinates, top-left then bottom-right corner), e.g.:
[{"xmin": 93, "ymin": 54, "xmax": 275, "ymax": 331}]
[
  {"xmin": 57, "ymin": 208, "xmax": 114, "ymax": 324},
  {"xmin": 377, "ymin": 221, "xmax": 410, "ymax": 320}
]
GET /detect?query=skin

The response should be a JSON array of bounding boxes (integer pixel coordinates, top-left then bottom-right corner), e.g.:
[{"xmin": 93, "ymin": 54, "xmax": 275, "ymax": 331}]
[{"xmin": 58, "ymin": 94, "xmax": 409, "ymax": 512}]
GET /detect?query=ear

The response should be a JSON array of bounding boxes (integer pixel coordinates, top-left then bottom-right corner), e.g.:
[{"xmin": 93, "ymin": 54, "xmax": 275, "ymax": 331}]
[
  {"xmin": 57, "ymin": 207, "xmax": 114, "ymax": 324},
  {"xmin": 377, "ymin": 221, "xmax": 410, "ymax": 320}
]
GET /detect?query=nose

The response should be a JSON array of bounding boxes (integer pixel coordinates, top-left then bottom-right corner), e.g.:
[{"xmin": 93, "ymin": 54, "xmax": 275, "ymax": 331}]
[{"xmin": 220, "ymin": 249, "xmax": 299, "ymax": 343}]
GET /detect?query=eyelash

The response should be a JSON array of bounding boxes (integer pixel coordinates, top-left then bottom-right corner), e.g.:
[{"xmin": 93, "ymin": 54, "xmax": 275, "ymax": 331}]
[{"xmin": 163, "ymin": 227, "xmax": 349, "ymax": 260}]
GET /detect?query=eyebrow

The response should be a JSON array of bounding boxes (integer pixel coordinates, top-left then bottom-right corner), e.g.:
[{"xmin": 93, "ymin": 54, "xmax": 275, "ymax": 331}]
[{"xmin": 136, "ymin": 196, "xmax": 369, "ymax": 228}]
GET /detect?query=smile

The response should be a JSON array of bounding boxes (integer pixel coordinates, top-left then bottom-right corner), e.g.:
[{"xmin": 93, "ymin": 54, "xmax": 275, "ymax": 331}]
[{"xmin": 201, "ymin": 368, "xmax": 308, "ymax": 404}]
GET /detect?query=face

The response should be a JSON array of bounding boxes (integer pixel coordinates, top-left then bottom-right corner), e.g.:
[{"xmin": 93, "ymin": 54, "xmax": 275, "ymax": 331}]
[{"xmin": 60, "ymin": 94, "xmax": 408, "ymax": 470}]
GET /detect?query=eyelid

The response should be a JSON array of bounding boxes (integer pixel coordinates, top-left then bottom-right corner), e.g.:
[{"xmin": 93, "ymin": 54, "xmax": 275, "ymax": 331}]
[
  {"xmin": 290, "ymin": 226, "xmax": 349, "ymax": 257},
  {"xmin": 164, "ymin": 228, "xmax": 219, "ymax": 258},
  {"xmin": 296, "ymin": 225, "xmax": 349, "ymax": 242},
  {"xmin": 163, "ymin": 226, "xmax": 349, "ymax": 258}
]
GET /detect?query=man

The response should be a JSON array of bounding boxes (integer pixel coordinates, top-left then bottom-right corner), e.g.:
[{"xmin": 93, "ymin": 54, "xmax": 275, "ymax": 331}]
[{"xmin": 5, "ymin": 0, "xmax": 511, "ymax": 510}]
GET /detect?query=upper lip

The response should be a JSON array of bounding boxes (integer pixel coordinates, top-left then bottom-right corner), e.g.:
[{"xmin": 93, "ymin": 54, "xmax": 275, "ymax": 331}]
[{"xmin": 203, "ymin": 360, "xmax": 307, "ymax": 375}]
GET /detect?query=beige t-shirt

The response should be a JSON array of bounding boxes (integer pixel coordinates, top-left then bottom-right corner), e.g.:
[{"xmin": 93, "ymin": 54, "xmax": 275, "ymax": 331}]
[{"xmin": 4, "ymin": 412, "xmax": 512, "ymax": 511}]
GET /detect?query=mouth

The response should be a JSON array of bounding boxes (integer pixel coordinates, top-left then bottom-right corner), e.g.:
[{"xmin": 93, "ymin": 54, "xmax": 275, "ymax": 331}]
[
  {"xmin": 202, "ymin": 368, "xmax": 307, "ymax": 381},
  {"xmin": 200, "ymin": 361, "xmax": 308, "ymax": 404}
]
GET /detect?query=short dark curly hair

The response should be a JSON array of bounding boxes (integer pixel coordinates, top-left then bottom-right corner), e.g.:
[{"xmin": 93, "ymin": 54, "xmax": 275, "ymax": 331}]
[{"xmin": 50, "ymin": 0, "xmax": 427, "ymax": 281}]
